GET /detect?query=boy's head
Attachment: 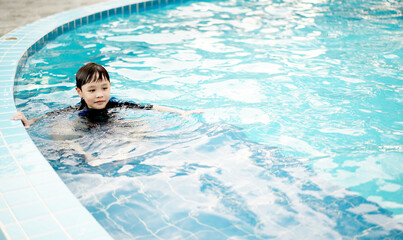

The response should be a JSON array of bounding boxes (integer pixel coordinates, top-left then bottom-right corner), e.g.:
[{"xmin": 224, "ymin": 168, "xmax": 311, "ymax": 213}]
[
  {"xmin": 76, "ymin": 62, "xmax": 110, "ymax": 90},
  {"xmin": 75, "ymin": 62, "xmax": 111, "ymax": 110}
]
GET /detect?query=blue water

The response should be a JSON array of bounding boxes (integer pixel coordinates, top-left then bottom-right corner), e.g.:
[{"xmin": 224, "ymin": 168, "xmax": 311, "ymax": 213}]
[{"xmin": 14, "ymin": 0, "xmax": 403, "ymax": 239}]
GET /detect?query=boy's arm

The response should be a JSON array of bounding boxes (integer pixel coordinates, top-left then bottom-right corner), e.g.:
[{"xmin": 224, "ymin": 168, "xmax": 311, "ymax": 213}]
[
  {"xmin": 151, "ymin": 105, "xmax": 204, "ymax": 117},
  {"xmin": 11, "ymin": 112, "xmax": 46, "ymax": 128}
]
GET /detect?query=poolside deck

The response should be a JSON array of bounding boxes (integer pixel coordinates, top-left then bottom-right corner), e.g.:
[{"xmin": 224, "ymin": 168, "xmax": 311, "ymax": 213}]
[{"xmin": 0, "ymin": 0, "xmax": 109, "ymax": 37}]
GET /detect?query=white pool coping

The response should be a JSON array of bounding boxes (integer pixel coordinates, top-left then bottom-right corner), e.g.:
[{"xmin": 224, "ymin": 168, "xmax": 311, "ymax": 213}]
[{"xmin": 0, "ymin": 0, "xmax": 182, "ymax": 239}]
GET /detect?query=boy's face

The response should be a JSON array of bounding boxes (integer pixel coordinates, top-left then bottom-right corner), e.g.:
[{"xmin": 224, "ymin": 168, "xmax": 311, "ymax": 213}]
[{"xmin": 76, "ymin": 78, "xmax": 111, "ymax": 109}]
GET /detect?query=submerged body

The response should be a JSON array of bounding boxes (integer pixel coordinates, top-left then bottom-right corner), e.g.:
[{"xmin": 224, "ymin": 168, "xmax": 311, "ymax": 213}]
[{"xmin": 48, "ymin": 97, "xmax": 153, "ymax": 166}]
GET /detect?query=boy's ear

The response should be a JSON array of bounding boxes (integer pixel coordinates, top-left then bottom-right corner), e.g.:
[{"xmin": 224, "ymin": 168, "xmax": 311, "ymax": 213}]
[{"xmin": 76, "ymin": 87, "xmax": 83, "ymax": 98}]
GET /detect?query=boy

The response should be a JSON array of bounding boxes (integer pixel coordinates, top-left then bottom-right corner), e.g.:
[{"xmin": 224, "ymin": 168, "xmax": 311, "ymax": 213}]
[{"xmin": 12, "ymin": 62, "xmax": 203, "ymax": 127}]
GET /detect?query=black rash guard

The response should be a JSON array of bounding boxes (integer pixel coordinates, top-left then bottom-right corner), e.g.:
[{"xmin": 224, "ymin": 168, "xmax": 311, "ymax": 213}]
[{"xmin": 46, "ymin": 97, "xmax": 153, "ymax": 123}]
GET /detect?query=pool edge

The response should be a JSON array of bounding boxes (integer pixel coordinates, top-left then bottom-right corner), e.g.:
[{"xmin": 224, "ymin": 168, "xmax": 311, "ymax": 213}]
[{"xmin": 0, "ymin": 0, "xmax": 182, "ymax": 239}]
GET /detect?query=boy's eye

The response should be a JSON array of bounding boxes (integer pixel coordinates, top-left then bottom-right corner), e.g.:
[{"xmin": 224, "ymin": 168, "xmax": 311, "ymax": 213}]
[{"xmin": 89, "ymin": 89, "xmax": 95, "ymax": 92}]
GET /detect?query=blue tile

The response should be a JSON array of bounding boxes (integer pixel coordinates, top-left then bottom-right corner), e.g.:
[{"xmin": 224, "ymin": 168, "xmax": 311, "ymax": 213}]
[
  {"xmin": 0, "ymin": 126, "xmax": 26, "ymax": 137},
  {"xmin": 43, "ymin": 194, "xmax": 82, "ymax": 212},
  {"xmin": 19, "ymin": 158, "xmax": 53, "ymax": 174},
  {"xmin": 68, "ymin": 21, "xmax": 75, "ymax": 30},
  {"xmin": 0, "ymin": 62, "xmax": 16, "ymax": 67},
  {"xmin": 0, "ymin": 119, "xmax": 20, "ymax": 128},
  {"xmin": 31, "ymin": 230, "xmax": 69, "ymax": 240},
  {"xmin": 146, "ymin": 0, "xmax": 154, "ymax": 10},
  {"xmin": 0, "ymin": 197, "xmax": 7, "ymax": 209},
  {"xmin": 4, "ymin": 223, "xmax": 27, "ymax": 240},
  {"xmin": 62, "ymin": 23, "xmax": 69, "ymax": 33},
  {"xmin": 108, "ymin": 8, "xmax": 116, "ymax": 17},
  {"xmin": 3, "ymin": 53, "xmax": 21, "ymax": 60},
  {"xmin": 3, "ymin": 188, "xmax": 39, "ymax": 207},
  {"xmin": 55, "ymin": 207, "xmax": 96, "ymax": 228},
  {"xmin": 12, "ymin": 201, "xmax": 49, "ymax": 221},
  {"xmin": 131, "ymin": 3, "xmax": 138, "ymax": 13},
  {"xmin": 0, "ymin": 155, "xmax": 14, "ymax": 167},
  {"xmin": 116, "ymin": 6, "xmax": 123, "ymax": 14},
  {"xmin": 0, "ymin": 146, "xmax": 10, "ymax": 157},
  {"xmin": 123, "ymin": 5, "xmax": 130, "ymax": 15},
  {"xmin": 20, "ymin": 215, "xmax": 61, "ymax": 238},
  {"xmin": 27, "ymin": 171, "xmax": 61, "ymax": 186},
  {"xmin": 0, "ymin": 66, "xmax": 15, "ymax": 71},
  {"xmin": 0, "ymin": 81, "xmax": 13, "ymax": 87},
  {"xmin": 88, "ymin": 14, "xmax": 95, "ymax": 23},
  {"xmin": 101, "ymin": 10, "xmax": 109, "ymax": 19},
  {"xmin": 0, "ymin": 162, "xmax": 22, "ymax": 178},
  {"xmin": 0, "ymin": 208, "xmax": 15, "ymax": 224},
  {"xmin": 0, "ymin": 175, "xmax": 29, "ymax": 192},
  {"xmin": 0, "ymin": 86, "xmax": 13, "ymax": 97},
  {"xmin": 0, "ymin": 42, "xmax": 17, "ymax": 47},
  {"xmin": 81, "ymin": 16, "xmax": 88, "ymax": 25},
  {"xmin": 3, "ymin": 134, "xmax": 30, "ymax": 145},
  {"xmin": 74, "ymin": 18, "xmax": 81, "ymax": 28},
  {"xmin": 94, "ymin": 12, "xmax": 101, "ymax": 21},
  {"xmin": 35, "ymin": 183, "xmax": 71, "ymax": 199},
  {"xmin": 8, "ymin": 142, "xmax": 39, "ymax": 157},
  {"xmin": 0, "ymin": 74, "xmax": 13, "ymax": 81}
]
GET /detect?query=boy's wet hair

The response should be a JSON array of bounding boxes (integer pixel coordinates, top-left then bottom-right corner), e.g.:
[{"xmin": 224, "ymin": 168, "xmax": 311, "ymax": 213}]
[{"xmin": 76, "ymin": 62, "xmax": 110, "ymax": 89}]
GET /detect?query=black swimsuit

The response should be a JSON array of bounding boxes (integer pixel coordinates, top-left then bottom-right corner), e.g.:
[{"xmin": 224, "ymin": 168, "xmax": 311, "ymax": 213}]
[
  {"xmin": 45, "ymin": 97, "xmax": 153, "ymax": 123},
  {"xmin": 76, "ymin": 97, "xmax": 153, "ymax": 122}
]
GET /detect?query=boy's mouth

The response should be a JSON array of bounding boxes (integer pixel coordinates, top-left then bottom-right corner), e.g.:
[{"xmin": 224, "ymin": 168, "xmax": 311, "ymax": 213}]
[{"xmin": 95, "ymin": 100, "xmax": 106, "ymax": 105}]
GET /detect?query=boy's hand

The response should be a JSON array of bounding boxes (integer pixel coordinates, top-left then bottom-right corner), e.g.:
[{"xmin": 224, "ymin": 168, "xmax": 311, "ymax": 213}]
[{"xmin": 11, "ymin": 112, "xmax": 32, "ymax": 128}]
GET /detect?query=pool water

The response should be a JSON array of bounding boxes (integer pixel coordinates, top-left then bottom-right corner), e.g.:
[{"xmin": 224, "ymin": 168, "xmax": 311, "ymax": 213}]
[{"xmin": 14, "ymin": 0, "xmax": 402, "ymax": 239}]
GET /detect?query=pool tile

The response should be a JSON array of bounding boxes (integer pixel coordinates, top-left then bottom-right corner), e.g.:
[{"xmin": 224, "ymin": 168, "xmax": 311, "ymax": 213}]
[
  {"xmin": 3, "ymin": 134, "xmax": 31, "ymax": 145},
  {"xmin": 0, "ymin": 147, "xmax": 9, "ymax": 157},
  {"xmin": 12, "ymin": 201, "xmax": 49, "ymax": 222},
  {"xmin": 0, "ymin": 155, "xmax": 13, "ymax": 167},
  {"xmin": 102, "ymin": 10, "xmax": 109, "ymax": 19},
  {"xmin": 0, "ymin": 99, "xmax": 14, "ymax": 106},
  {"xmin": 0, "ymin": 126, "xmax": 26, "ymax": 137},
  {"xmin": 0, "ymin": 112, "xmax": 17, "ymax": 122},
  {"xmin": 18, "ymin": 157, "xmax": 53, "ymax": 174},
  {"xmin": 116, "ymin": 6, "xmax": 123, "ymax": 14},
  {"xmin": 55, "ymin": 206, "xmax": 97, "ymax": 227},
  {"xmin": 0, "ymin": 175, "xmax": 29, "ymax": 192},
  {"xmin": 4, "ymin": 223, "xmax": 27, "ymax": 240},
  {"xmin": 0, "ymin": 81, "xmax": 13, "ymax": 87},
  {"xmin": 0, "ymin": 161, "xmax": 22, "ymax": 178},
  {"xmin": 35, "ymin": 182, "xmax": 72, "ymax": 199},
  {"xmin": 3, "ymin": 188, "xmax": 39, "ymax": 207},
  {"xmin": 43, "ymin": 194, "xmax": 82, "ymax": 212},
  {"xmin": 0, "ymin": 197, "xmax": 7, "ymax": 209},
  {"xmin": 0, "ymin": 74, "xmax": 14, "ymax": 80},
  {"xmin": 20, "ymin": 215, "xmax": 61, "ymax": 237},
  {"xmin": 0, "ymin": 208, "xmax": 15, "ymax": 225},
  {"xmin": 27, "ymin": 171, "xmax": 62, "ymax": 186},
  {"xmin": 31, "ymin": 230, "xmax": 70, "ymax": 240},
  {"xmin": 0, "ymin": 69, "xmax": 16, "ymax": 76},
  {"xmin": 8, "ymin": 141, "xmax": 39, "ymax": 156}
]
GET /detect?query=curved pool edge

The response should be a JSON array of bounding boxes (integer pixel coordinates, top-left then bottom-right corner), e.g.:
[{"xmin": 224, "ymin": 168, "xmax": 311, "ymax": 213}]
[{"xmin": 0, "ymin": 0, "xmax": 182, "ymax": 239}]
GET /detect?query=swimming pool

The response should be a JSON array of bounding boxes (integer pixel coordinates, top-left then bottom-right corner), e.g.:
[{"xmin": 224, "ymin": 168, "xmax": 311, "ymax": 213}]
[{"xmin": 14, "ymin": 0, "xmax": 403, "ymax": 239}]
